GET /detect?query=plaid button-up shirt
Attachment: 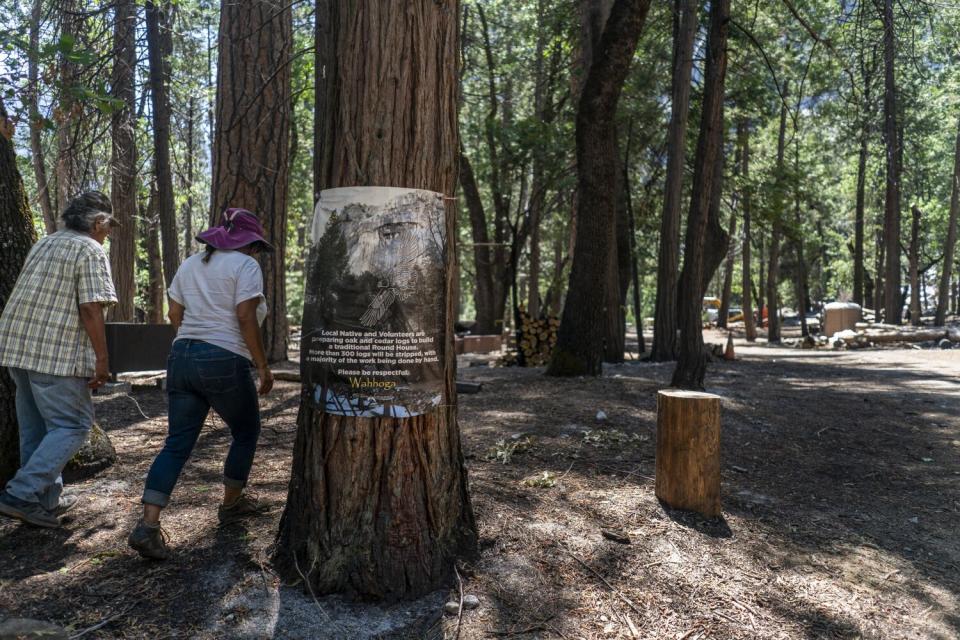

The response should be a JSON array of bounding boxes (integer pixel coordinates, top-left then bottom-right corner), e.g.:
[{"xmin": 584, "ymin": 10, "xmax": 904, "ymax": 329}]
[{"xmin": 0, "ymin": 230, "xmax": 117, "ymax": 378}]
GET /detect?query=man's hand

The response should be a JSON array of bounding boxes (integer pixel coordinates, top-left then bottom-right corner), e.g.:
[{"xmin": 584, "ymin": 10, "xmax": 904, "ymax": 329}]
[
  {"xmin": 88, "ymin": 357, "xmax": 110, "ymax": 389},
  {"xmin": 257, "ymin": 366, "xmax": 274, "ymax": 396}
]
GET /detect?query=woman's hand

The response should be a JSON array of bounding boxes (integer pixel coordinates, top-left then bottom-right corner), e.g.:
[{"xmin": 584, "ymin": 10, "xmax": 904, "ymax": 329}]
[{"xmin": 257, "ymin": 365, "xmax": 274, "ymax": 396}]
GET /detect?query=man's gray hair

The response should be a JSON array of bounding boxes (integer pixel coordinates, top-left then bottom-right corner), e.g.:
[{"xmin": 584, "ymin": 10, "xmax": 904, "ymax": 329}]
[{"xmin": 61, "ymin": 191, "xmax": 113, "ymax": 232}]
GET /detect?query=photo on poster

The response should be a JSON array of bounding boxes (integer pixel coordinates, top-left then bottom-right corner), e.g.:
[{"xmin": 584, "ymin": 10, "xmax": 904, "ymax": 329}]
[{"xmin": 301, "ymin": 186, "xmax": 446, "ymax": 417}]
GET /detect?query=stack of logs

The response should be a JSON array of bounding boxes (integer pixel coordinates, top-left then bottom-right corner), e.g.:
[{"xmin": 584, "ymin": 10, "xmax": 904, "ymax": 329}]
[{"xmin": 514, "ymin": 305, "xmax": 560, "ymax": 367}]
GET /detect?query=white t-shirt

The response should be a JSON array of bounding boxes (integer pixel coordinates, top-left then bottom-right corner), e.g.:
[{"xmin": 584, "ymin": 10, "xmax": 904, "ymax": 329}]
[{"xmin": 168, "ymin": 250, "xmax": 268, "ymax": 361}]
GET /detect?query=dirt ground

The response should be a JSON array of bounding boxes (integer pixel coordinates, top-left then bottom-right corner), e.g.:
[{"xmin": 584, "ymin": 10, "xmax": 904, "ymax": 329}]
[{"xmin": 1, "ymin": 330, "xmax": 958, "ymax": 639}]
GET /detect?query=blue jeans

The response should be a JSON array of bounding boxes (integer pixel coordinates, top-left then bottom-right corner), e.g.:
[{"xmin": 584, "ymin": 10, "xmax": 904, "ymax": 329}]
[
  {"xmin": 4, "ymin": 367, "xmax": 93, "ymax": 511},
  {"xmin": 142, "ymin": 340, "xmax": 262, "ymax": 507}
]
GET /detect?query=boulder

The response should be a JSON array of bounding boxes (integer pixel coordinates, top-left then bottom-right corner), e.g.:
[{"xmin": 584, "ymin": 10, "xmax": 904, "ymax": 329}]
[
  {"xmin": 0, "ymin": 618, "xmax": 68, "ymax": 640},
  {"xmin": 63, "ymin": 423, "xmax": 116, "ymax": 482}
]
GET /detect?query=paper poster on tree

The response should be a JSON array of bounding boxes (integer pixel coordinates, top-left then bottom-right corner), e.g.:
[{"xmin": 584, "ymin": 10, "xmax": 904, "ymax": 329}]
[{"xmin": 302, "ymin": 186, "xmax": 446, "ymax": 418}]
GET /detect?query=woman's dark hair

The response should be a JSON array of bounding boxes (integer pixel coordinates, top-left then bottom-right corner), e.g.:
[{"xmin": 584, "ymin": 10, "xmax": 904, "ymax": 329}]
[
  {"xmin": 61, "ymin": 191, "xmax": 112, "ymax": 232},
  {"xmin": 201, "ymin": 244, "xmax": 216, "ymax": 264}
]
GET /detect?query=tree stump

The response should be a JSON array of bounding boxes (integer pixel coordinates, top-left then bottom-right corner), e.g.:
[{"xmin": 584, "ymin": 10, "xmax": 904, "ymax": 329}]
[{"xmin": 655, "ymin": 390, "xmax": 721, "ymax": 517}]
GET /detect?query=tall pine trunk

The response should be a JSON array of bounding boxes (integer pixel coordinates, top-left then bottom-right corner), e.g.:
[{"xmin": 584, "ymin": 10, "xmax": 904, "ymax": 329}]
[
  {"xmin": 109, "ymin": 0, "xmax": 137, "ymax": 322},
  {"xmin": 28, "ymin": 0, "xmax": 55, "ymax": 233},
  {"xmin": 854, "ymin": 122, "xmax": 869, "ymax": 307},
  {"xmin": 0, "ymin": 98, "xmax": 39, "ymax": 485},
  {"xmin": 210, "ymin": 0, "xmax": 292, "ymax": 363},
  {"xmin": 273, "ymin": 1, "xmax": 477, "ymax": 600},
  {"xmin": 935, "ymin": 114, "xmax": 960, "ymax": 325},
  {"xmin": 459, "ymin": 150, "xmax": 498, "ymax": 334},
  {"xmin": 55, "ymin": 0, "xmax": 82, "ymax": 212},
  {"xmin": 546, "ymin": 0, "xmax": 652, "ymax": 377},
  {"xmin": 146, "ymin": 1, "xmax": 178, "ymax": 288},
  {"xmin": 766, "ymin": 81, "xmax": 789, "ymax": 344},
  {"xmin": 908, "ymin": 205, "xmax": 922, "ymax": 325},
  {"xmin": 881, "ymin": 0, "xmax": 902, "ymax": 324},
  {"xmin": 739, "ymin": 120, "xmax": 757, "ymax": 341},
  {"xmin": 671, "ymin": 0, "xmax": 729, "ymax": 390},
  {"xmin": 651, "ymin": 0, "xmax": 697, "ymax": 362}
]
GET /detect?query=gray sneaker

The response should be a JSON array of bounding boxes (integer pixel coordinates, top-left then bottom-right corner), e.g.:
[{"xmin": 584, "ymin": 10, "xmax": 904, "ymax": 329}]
[
  {"xmin": 127, "ymin": 519, "xmax": 171, "ymax": 560},
  {"xmin": 55, "ymin": 493, "xmax": 81, "ymax": 516},
  {"xmin": 0, "ymin": 492, "xmax": 60, "ymax": 528}
]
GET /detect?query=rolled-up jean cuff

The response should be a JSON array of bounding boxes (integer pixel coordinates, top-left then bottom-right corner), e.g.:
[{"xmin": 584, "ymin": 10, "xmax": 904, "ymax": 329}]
[
  {"xmin": 142, "ymin": 489, "xmax": 171, "ymax": 507},
  {"xmin": 223, "ymin": 476, "xmax": 246, "ymax": 489}
]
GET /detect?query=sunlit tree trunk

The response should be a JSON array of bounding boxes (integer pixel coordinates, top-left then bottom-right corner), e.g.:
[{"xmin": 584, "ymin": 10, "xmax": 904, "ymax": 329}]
[
  {"xmin": 109, "ymin": 0, "xmax": 138, "ymax": 322},
  {"xmin": 273, "ymin": 1, "xmax": 477, "ymax": 600},
  {"xmin": 210, "ymin": 0, "xmax": 292, "ymax": 362},
  {"xmin": 671, "ymin": 0, "xmax": 730, "ymax": 390},
  {"xmin": 146, "ymin": 1, "xmax": 178, "ymax": 288},
  {"xmin": 546, "ymin": 0, "xmax": 653, "ymax": 377},
  {"xmin": 935, "ymin": 114, "xmax": 960, "ymax": 326},
  {"xmin": 651, "ymin": 0, "xmax": 697, "ymax": 362}
]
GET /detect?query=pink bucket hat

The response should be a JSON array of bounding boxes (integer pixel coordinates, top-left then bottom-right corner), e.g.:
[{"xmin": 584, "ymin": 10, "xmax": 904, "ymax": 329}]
[{"xmin": 196, "ymin": 208, "xmax": 275, "ymax": 252}]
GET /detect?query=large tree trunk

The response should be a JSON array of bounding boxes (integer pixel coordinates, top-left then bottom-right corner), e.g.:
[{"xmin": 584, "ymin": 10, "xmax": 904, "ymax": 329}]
[
  {"xmin": 908, "ymin": 205, "xmax": 922, "ymax": 326},
  {"xmin": 650, "ymin": 0, "xmax": 697, "ymax": 362},
  {"xmin": 108, "ymin": 0, "xmax": 138, "ymax": 322},
  {"xmin": 146, "ymin": 1, "xmax": 179, "ymax": 289},
  {"xmin": 546, "ymin": 0, "xmax": 652, "ymax": 377},
  {"xmin": 459, "ymin": 150, "xmax": 498, "ymax": 334},
  {"xmin": 27, "ymin": 0, "xmax": 55, "ymax": 233},
  {"xmin": 935, "ymin": 114, "xmax": 960, "ymax": 325},
  {"xmin": 766, "ymin": 81, "xmax": 789, "ymax": 344},
  {"xmin": 210, "ymin": 0, "xmax": 291, "ymax": 363},
  {"xmin": 55, "ymin": 0, "xmax": 82, "ymax": 212},
  {"xmin": 739, "ymin": 120, "xmax": 757, "ymax": 341},
  {"xmin": 273, "ymin": 1, "xmax": 477, "ymax": 601},
  {"xmin": 880, "ymin": 0, "xmax": 902, "ymax": 324},
  {"xmin": 0, "ymin": 98, "xmax": 39, "ymax": 485},
  {"xmin": 141, "ymin": 192, "xmax": 164, "ymax": 324},
  {"xmin": 854, "ymin": 122, "xmax": 869, "ymax": 307},
  {"xmin": 670, "ymin": 0, "xmax": 729, "ymax": 390},
  {"xmin": 717, "ymin": 209, "xmax": 737, "ymax": 329}
]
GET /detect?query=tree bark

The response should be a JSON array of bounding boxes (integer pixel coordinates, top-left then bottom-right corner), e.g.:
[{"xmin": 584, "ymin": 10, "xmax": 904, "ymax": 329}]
[
  {"xmin": 210, "ymin": 0, "xmax": 292, "ymax": 363},
  {"xmin": 28, "ymin": 0, "xmax": 55, "ymax": 233},
  {"xmin": 459, "ymin": 149, "xmax": 498, "ymax": 334},
  {"xmin": 738, "ymin": 120, "xmax": 757, "ymax": 341},
  {"xmin": 273, "ymin": 0, "xmax": 477, "ymax": 601},
  {"xmin": 109, "ymin": 0, "xmax": 138, "ymax": 322},
  {"xmin": 766, "ymin": 81, "xmax": 789, "ymax": 344},
  {"xmin": 146, "ymin": 1, "xmax": 178, "ymax": 289},
  {"xmin": 854, "ymin": 121, "xmax": 869, "ymax": 308},
  {"xmin": 880, "ymin": 0, "xmax": 902, "ymax": 324},
  {"xmin": 546, "ymin": 0, "xmax": 652, "ymax": 377},
  {"xmin": 935, "ymin": 114, "xmax": 960, "ymax": 326},
  {"xmin": 55, "ymin": 0, "xmax": 82, "ymax": 213},
  {"xmin": 650, "ymin": 0, "xmax": 697, "ymax": 362},
  {"xmin": 0, "ymin": 98, "xmax": 39, "ymax": 485},
  {"xmin": 874, "ymin": 224, "xmax": 885, "ymax": 319},
  {"xmin": 142, "ymin": 191, "xmax": 164, "ymax": 324},
  {"xmin": 183, "ymin": 99, "xmax": 195, "ymax": 257},
  {"xmin": 908, "ymin": 205, "xmax": 922, "ymax": 325},
  {"xmin": 718, "ymin": 210, "xmax": 737, "ymax": 330},
  {"xmin": 670, "ymin": 0, "xmax": 729, "ymax": 390}
]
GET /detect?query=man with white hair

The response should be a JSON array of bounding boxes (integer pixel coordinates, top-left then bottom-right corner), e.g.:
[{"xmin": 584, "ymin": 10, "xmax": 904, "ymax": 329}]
[{"xmin": 0, "ymin": 191, "xmax": 118, "ymax": 528}]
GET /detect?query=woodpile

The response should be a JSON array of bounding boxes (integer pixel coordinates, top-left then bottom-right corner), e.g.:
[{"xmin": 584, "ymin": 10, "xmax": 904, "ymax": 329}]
[{"xmin": 514, "ymin": 305, "xmax": 560, "ymax": 366}]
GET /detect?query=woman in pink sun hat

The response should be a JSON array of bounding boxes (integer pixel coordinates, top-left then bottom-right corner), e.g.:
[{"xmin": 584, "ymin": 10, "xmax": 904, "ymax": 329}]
[{"xmin": 128, "ymin": 208, "xmax": 276, "ymax": 560}]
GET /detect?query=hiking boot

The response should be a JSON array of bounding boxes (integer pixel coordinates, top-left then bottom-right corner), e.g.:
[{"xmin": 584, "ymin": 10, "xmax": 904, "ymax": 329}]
[
  {"xmin": 55, "ymin": 493, "xmax": 81, "ymax": 516},
  {"xmin": 127, "ymin": 519, "xmax": 171, "ymax": 560},
  {"xmin": 0, "ymin": 491, "xmax": 60, "ymax": 528},
  {"xmin": 217, "ymin": 493, "xmax": 269, "ymax": 524}
]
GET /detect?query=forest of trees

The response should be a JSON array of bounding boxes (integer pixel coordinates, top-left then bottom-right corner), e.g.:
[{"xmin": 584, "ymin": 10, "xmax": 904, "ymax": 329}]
[
  {"xmin": 2, "ymin": 0, "xmax": 960, "ymax": 606},
  {"xmin": 2, "ymin": 0, "xmax": 960, "ymax": 381},
  {"xmin": 0, "ymin": 0, "xmax": 960, "ymax": 387}
]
